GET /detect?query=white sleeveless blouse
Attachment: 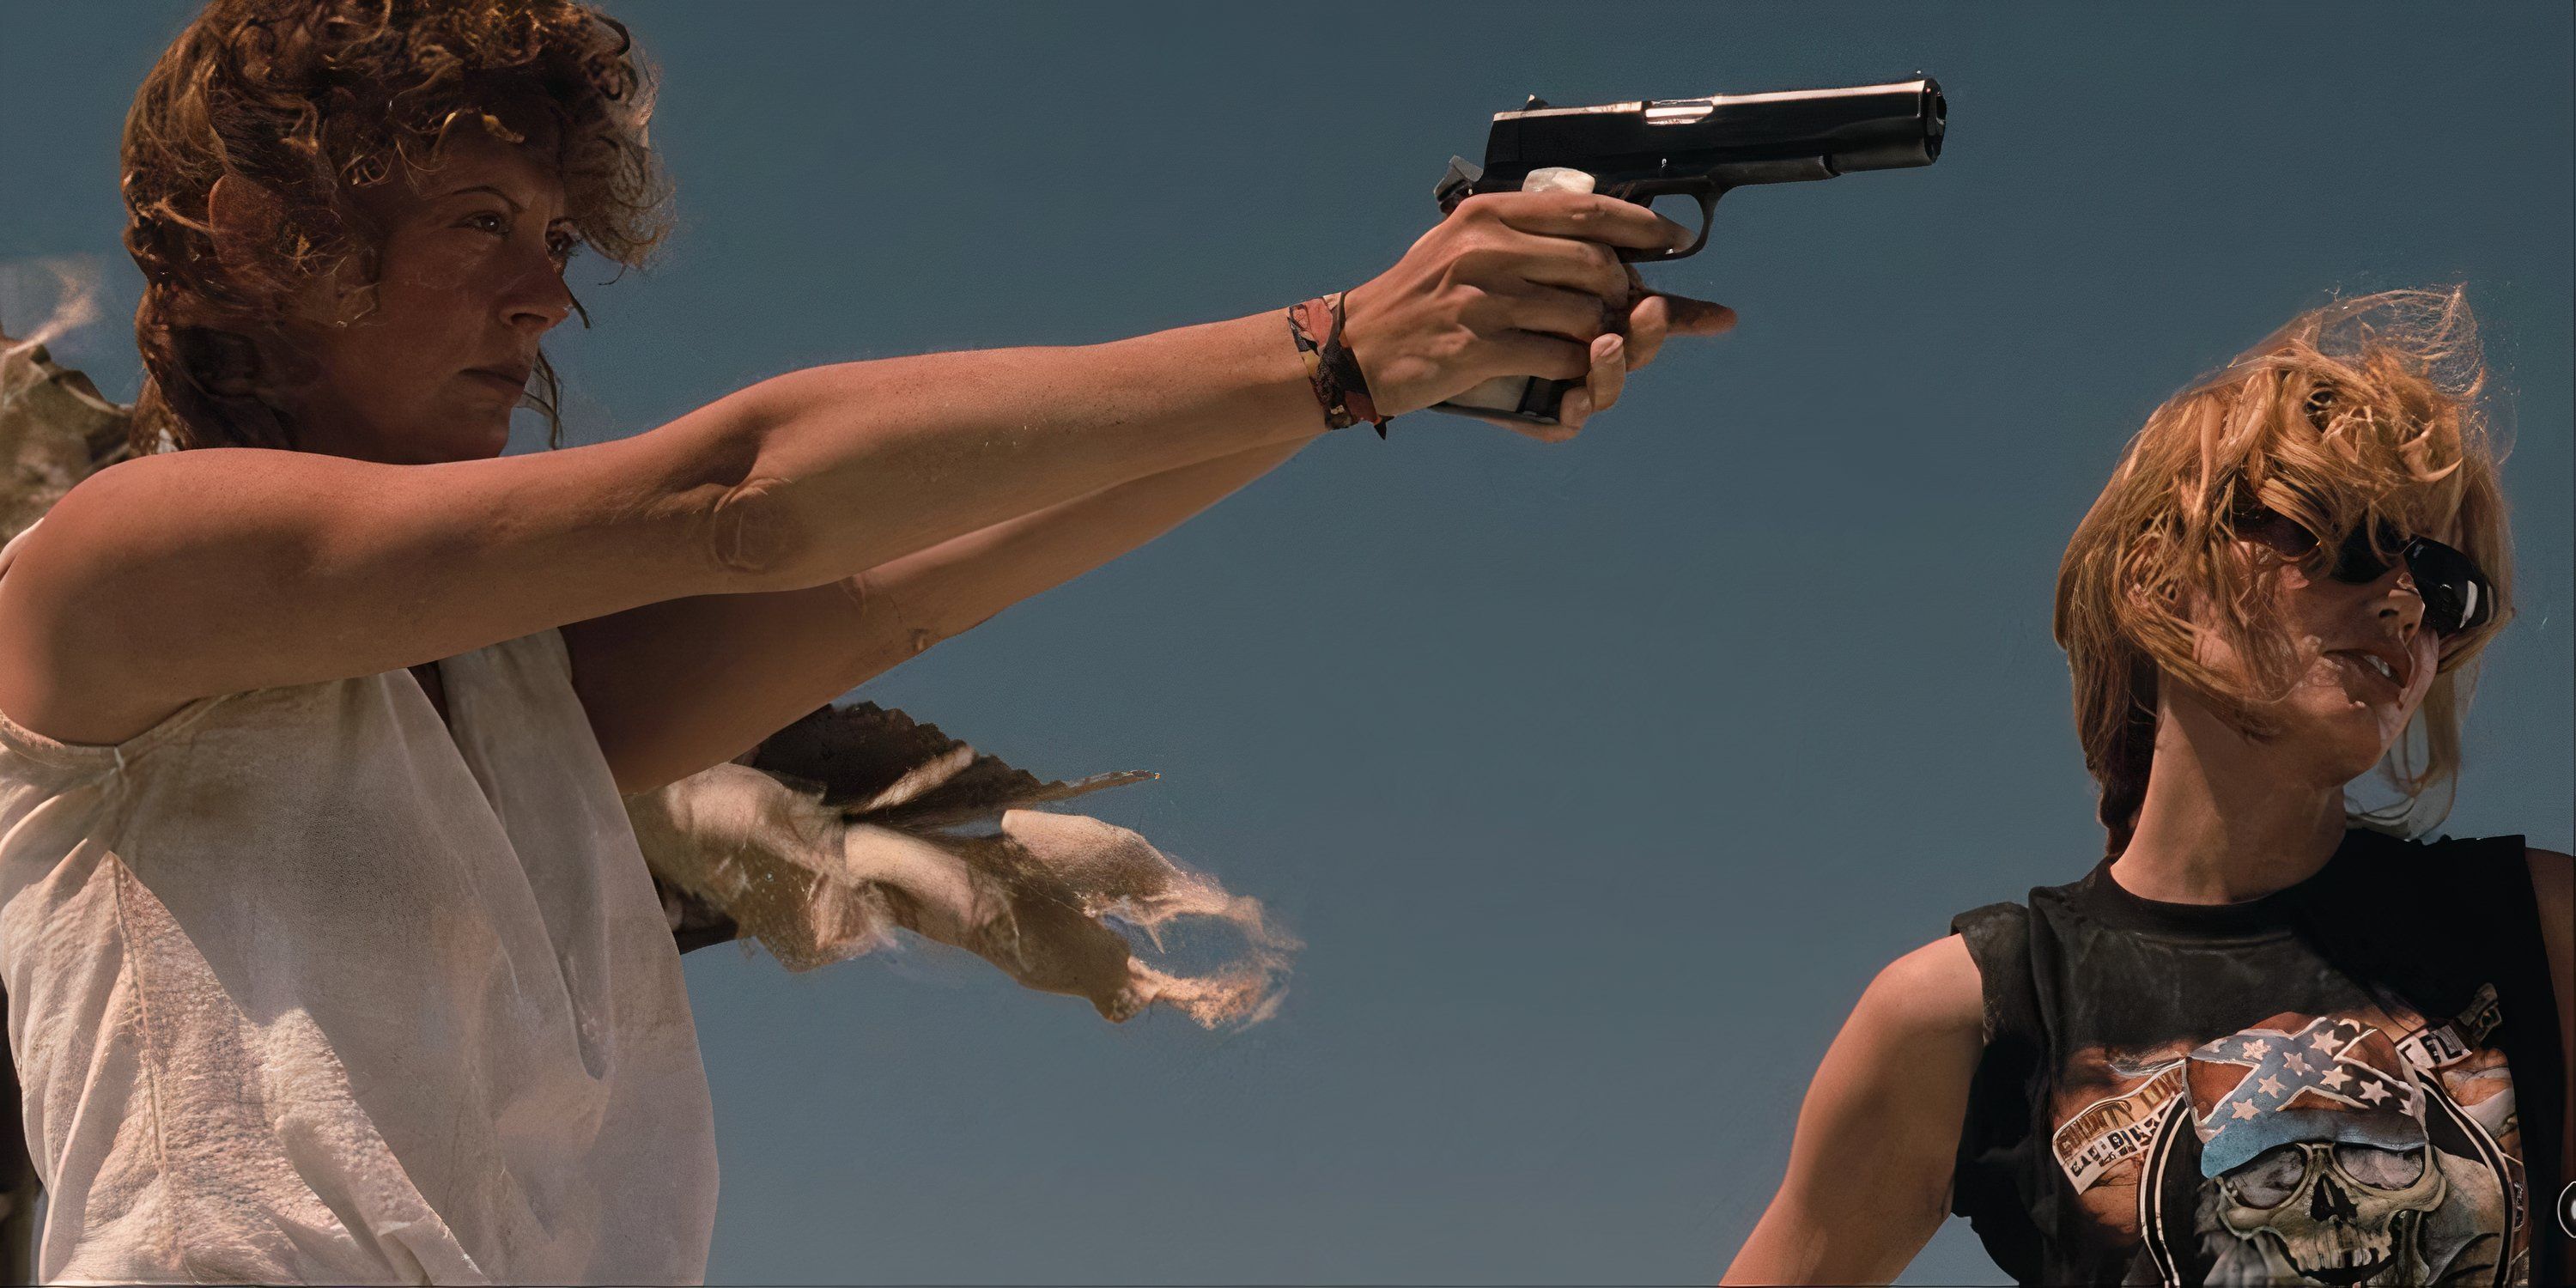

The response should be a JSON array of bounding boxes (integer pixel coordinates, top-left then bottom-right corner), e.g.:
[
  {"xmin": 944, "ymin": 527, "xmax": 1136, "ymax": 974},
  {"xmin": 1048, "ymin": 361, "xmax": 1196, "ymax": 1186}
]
[{"xmin": 0, "ymin": 519, "xmax": 718, "ymax": 1285}]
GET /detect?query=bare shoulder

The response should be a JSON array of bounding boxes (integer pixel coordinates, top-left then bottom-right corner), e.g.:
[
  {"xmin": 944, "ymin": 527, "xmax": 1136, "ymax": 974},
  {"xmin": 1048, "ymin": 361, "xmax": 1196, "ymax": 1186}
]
[
  {"xmin": 1854, "ymin": 933, "xmax": 1985, "ymax": 1046},
  {"xmin": 1722, "ymin": 933, "xmax": 1987, "ymax": 1284},
  {"xmin": 2, "ymin": 428, "xmax": 760, "ymax": 749},
  {"xmin": 0, "ymin": 450, "xmax": 321, "ymax": 744}
]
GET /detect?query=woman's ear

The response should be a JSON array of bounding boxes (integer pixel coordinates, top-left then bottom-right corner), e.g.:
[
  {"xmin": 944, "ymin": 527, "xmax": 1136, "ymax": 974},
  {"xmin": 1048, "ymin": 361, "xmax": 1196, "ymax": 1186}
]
[{"xmin": 205, "ymin": 173, "xmax": 289, "ymax": 277}]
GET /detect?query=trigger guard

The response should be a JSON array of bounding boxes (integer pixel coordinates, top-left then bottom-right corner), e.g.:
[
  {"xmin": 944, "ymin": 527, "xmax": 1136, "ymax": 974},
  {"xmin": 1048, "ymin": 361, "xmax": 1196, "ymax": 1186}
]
[{"xmin": 1608, "ymin": 186, "xmax": 1722, "ymax": 264}]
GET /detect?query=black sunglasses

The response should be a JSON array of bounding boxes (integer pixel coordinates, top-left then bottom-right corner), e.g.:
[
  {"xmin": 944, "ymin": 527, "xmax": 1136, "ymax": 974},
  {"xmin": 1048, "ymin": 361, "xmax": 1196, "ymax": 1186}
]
[{"xmin": 2234, "ymin": 507, "xmax": 2495, "ymax": 638}]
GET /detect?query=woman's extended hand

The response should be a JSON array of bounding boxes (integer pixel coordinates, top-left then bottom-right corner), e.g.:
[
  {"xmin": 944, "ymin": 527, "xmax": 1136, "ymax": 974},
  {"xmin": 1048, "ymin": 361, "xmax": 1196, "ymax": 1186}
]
[{"xmin": 1338, "ymin": 190, "xmax": 1738, "ymax": 441}]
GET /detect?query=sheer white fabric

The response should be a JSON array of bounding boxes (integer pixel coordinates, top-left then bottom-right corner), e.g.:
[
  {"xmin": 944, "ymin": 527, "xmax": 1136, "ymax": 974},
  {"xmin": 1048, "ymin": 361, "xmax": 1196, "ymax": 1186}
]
[{"xmin": 0, "ymin": 521, "xmax": 716, "ymax": 1285}]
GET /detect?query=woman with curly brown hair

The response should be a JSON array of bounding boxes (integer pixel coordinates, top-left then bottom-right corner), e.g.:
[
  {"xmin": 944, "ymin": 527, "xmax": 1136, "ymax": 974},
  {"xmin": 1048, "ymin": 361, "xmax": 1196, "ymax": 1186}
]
[
  {"xmin": 0, "ymin": 0, "xmax": 1732, "ymax": 1281},
  {"xmin": 1723, "ymin": 291, "xmax": 2572, "ymax": 1285}
]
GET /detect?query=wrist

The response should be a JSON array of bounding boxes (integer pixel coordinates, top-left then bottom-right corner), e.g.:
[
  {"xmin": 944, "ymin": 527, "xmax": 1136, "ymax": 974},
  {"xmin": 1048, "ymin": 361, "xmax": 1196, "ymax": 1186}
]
[{"xmin": 1286, "ymin": 290, "xmax": 1393, "ymax": 437}]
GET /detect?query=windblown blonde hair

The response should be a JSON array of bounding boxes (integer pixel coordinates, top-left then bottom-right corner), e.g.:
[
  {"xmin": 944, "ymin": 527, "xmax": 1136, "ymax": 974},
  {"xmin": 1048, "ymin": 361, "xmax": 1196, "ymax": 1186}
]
[
  {"xmin": 2054, "ymin": 289, "xmax": 2512, "ymax": 855},
  {"xmin": 119, "ymin": 0, "xmax": 671, "ymax": 455}
]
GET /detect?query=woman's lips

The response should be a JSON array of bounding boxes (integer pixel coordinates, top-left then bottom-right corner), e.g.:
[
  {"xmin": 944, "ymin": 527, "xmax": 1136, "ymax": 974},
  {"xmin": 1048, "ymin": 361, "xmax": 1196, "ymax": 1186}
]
[
  {"xmin": 2326, "ymin": 648, "xmax": 2404, "ymax": 702},
  {"xmin": 463, "ymin": 369, "xmax": 526, "ymax": 393}
]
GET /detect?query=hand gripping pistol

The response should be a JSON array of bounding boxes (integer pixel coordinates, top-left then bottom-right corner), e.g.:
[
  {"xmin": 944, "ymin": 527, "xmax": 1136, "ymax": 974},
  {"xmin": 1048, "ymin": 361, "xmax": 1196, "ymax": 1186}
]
[{"xmin": 1429, "ymin": 77, "xmax": 1946, "ymax": 425}]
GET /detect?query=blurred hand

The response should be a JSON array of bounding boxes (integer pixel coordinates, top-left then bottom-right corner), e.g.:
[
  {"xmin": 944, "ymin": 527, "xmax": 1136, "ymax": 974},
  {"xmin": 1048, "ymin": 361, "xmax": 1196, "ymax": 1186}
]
[{"xmin": 1340, "ymin": 191, "xmax": 1737, "ymax": 442}]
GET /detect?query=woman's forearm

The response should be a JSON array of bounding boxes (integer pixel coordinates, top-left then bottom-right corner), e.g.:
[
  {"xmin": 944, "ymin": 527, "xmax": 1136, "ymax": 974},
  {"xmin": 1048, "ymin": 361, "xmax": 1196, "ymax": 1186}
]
[
  {"xmin": 739, "ymin": 309, "xmax": 1324, "ymax": 589},
  {"xmin": 831, "ymin": 434, "xmax": 1316, "ymax": 681}
]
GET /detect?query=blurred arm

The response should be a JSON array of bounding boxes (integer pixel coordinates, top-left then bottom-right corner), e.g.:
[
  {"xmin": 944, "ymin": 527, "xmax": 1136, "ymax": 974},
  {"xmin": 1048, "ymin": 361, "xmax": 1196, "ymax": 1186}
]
[{"xmin": 1722, "ymin": 934, "xmax": 1985, "ymax": 1285}]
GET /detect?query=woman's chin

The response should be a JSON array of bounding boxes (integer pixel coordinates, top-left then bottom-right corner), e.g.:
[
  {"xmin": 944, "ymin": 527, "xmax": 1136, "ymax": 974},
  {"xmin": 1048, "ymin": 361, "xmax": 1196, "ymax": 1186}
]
[
  {"xmin": 2286, "ymin": 705, "xmax": 2402, "ymax": 783},
  {"xmin": 455, "ymin": 412, "xmax": 513, "ymax": 458}
]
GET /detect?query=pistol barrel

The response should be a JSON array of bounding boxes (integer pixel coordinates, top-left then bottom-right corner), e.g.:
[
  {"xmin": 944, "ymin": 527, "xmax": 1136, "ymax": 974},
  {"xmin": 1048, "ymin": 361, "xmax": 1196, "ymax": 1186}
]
[
  {"xmin": 1473, "ymin": 77, "xmax": 1944, "ymax": 193},
  {"xmin": 1426, "ymin": 76, "xmax": 1945, "ymax": 428}
]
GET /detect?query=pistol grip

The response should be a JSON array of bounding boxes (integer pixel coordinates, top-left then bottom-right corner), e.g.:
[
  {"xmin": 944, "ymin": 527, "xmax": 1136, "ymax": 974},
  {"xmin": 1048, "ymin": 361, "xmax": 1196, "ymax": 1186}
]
[
  {"xmin": 1426, "ymin": 171, "xmax": 1723, "ymax": 427},
  {"xmin": 1440, "ymin": 373, "xmax": 1585, "ymax": 425}
]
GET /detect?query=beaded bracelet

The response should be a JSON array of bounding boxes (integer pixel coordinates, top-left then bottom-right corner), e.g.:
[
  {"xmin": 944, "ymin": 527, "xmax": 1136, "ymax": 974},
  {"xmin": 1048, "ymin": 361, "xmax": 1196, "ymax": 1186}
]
[{"xmin": 1286, "ymin": 292, "xmax": 1390, "ymax": 437}]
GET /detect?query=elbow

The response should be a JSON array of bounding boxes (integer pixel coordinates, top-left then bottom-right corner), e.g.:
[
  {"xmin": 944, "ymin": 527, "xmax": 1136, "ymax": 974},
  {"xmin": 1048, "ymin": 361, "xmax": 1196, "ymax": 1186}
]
[
  {"xmin": 697, "ymin": 364, "xmax": 893, "ymax": 592},
  {"xmin": 651, "ymin": 383, "xmax": 825, "ymax": 592},
  {"xmin": 705, "ymin": 470, "xmax": 814, "ymax": 589},
  {"xmin": 712, "ymin": 386, "xmax": 826, "ymax": 588}
]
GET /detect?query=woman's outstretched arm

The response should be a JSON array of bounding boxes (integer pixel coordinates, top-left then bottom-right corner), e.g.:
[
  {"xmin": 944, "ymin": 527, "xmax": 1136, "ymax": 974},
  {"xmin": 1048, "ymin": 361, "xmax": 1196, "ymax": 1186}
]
[
  {"xmin": 729, "ymin": 192, "xmax": 1717, "ymax": 591},
  {"xmin": 840, "ymin": 434, "xmax": 1313, "ymax": 662},
  {"xmin": 563, "ymin": 435, "xmax": 1313, "ymax": 794},
  {"xmin": 1722, "ymin": 934, "xmax": 1985, "ymax": 1285},
  {"xmin": 827, "ymin": 286, "xmax": 1708, "ymax": 662},
  {"xmin": 559, "ymin": 283, "xmax": 1727, "ymax": 795}
]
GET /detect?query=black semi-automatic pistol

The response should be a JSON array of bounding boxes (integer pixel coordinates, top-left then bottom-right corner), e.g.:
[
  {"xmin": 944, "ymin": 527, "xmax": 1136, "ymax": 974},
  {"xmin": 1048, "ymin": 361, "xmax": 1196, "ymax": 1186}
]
[{"xmin": 1431, "ymin": 76, "xmax": 1945, "ymax": 425}]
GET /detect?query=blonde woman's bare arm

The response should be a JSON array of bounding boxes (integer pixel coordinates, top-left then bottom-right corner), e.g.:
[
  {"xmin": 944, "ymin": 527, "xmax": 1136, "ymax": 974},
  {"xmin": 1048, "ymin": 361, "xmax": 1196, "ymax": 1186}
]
[{"xmin": 1721, "ymin": 934, "xmax": 1984, "ymax": 1285}]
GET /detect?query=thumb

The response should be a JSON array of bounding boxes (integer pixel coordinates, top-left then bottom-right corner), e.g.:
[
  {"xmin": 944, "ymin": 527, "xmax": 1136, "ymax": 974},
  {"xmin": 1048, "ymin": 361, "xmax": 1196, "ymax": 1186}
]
[{"xmin": 1653, "ymin": 294, "xmax": 1738, "ymax": 335}]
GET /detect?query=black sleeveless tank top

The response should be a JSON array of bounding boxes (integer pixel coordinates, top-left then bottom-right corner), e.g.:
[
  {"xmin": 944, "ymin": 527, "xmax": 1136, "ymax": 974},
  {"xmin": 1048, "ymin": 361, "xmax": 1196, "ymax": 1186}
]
[{"xmin": 1948, "ymin": 829, "xmax": 2565, "ymax": 1285}]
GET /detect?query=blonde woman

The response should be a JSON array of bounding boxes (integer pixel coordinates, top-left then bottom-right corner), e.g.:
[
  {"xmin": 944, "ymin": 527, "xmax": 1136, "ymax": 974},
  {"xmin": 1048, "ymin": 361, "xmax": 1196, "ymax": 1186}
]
[
  {"xmin": 0, "ymin": 0, "xmax": 1733, "ymax": 1282},
  {"xmin": 1724, "ymin": 291, "xmax": 2571, "ymax": 1285}
]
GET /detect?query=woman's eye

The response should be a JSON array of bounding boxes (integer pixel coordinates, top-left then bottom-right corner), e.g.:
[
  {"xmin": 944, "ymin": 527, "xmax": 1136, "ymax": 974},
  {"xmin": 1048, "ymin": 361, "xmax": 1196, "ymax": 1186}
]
[{"xmin": 462, "ymin": 210, "xmax": 509, "ymax": 235}]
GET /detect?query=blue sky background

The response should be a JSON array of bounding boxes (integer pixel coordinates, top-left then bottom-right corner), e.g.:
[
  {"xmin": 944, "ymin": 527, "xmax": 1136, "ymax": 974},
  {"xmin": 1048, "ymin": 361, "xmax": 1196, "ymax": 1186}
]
[{"xmin": 3, "ymin": 3, "xmax": 2569, "ymax": 1283}]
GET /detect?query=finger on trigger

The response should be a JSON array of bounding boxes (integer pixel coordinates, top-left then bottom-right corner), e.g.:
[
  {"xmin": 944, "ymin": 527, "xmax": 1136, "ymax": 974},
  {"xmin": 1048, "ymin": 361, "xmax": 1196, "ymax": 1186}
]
[{"xmin": 1496, "ymin": 191, "xmax": 1695, "ymax": 252}]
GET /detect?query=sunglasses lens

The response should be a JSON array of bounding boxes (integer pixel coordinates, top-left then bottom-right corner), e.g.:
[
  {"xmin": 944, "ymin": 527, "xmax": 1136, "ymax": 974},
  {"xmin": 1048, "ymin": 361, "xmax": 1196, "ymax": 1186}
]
[
  {"xmin": 2403, "ymin": 538, "xmax": 2494, "ymax": 637},
  {"xmin": 2239, "ymin": 509, "xmax": 2494, "ymax": 638},
  {"xmin": 2330, "ymin": 521, "xmax": 2404, "ymax": 583},
  {"xmin": 2240, "ymin": 509, "xmax": 2319, "ymax": 559}
]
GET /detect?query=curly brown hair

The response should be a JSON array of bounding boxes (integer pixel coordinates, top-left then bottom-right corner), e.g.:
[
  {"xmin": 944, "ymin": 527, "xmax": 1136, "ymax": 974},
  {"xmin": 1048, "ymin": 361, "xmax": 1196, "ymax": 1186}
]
[
  {"xmin": 2053, "ymin": 288, "xmax": 2513, "ymax": 856},
  {"xmin": 120, "ymin": 0, "xmax": 671, "ymax": 455}
]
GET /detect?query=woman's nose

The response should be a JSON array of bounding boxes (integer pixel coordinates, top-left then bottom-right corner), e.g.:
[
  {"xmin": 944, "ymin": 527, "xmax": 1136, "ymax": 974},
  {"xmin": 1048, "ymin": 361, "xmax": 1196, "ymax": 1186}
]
[
  {"xmin": 2376, "ymin": 562, "xmax": 2427, "ymax": 635},
  {"xmin": 501, "ymin": 254, "xmax": 575, "ymax": 332}
]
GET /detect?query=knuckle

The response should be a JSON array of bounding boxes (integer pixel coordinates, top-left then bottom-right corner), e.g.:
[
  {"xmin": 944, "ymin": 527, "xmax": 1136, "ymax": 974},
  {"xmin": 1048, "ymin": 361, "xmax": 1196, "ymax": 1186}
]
[{"xmin": 1460, "ymin": 297, "xmax": 1510, "ymax": 333}]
